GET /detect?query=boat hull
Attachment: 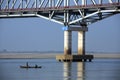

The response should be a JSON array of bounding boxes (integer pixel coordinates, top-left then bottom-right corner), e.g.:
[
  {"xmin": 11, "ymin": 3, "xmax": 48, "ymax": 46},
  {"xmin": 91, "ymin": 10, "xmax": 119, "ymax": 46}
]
[{"xmin": 20, "ymin": 66, "xmax": 41, "ymax": 68}]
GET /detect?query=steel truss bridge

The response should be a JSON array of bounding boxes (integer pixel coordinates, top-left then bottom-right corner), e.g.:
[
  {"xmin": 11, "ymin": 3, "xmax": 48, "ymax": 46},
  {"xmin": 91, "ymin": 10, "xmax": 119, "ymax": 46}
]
[
  {"xmin": 0, "ymin": 0, "xmax": 120, "ymax": 26},
  {"xmin": 0, "ymin": 0, "xmax": 120, "ymax": 61}
]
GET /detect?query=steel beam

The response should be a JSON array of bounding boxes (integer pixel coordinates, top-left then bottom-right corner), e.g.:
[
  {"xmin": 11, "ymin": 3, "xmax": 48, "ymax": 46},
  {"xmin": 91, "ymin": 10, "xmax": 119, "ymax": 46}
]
[{"xmin": 0, "ymin": 0, "xmax": 120, "ymax": 26}]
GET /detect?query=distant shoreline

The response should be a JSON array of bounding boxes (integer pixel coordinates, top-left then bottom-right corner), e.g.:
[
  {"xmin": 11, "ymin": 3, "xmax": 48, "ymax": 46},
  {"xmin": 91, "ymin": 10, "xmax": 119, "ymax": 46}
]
[{"xmin": 0, "ymin": 53, "xmax": 120, "ymax": 59}]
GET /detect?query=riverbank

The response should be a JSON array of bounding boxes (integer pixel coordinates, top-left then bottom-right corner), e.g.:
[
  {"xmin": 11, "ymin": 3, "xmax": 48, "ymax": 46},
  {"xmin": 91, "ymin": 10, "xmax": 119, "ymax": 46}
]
[
  {"xmin": 0, "ymin": 53, "xmax": 56, "ymax": 59},
  {"xmin": 0, "ymin": 53, "xmax": 120, "ymax": 59}
]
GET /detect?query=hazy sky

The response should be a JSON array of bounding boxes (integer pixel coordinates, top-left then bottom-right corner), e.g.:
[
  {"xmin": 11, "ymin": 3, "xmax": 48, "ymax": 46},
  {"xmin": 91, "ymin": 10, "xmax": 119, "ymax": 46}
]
[{"xmin": 0, "ymin": 14, "xmax": 120, "ymax": 53}]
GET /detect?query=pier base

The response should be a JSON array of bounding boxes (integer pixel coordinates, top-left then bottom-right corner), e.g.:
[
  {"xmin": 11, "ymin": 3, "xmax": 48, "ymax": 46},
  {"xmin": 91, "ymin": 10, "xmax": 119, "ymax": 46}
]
[{"xmin": 56, "ymin": 55, "xmax": 94, "ymax": 62}]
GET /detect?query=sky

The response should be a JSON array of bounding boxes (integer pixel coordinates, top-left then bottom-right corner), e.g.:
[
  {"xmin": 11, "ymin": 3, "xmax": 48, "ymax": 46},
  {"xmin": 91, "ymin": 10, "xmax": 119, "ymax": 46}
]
[{"xmin": 0, "ymin": 14, "xmax": 120, "ymax": 53}]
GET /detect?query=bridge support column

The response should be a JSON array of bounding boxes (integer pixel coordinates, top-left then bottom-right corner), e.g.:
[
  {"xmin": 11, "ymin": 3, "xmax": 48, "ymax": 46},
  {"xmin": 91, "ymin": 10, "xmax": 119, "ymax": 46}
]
[
  {"xmin": 64, "ymin": 31, "xmax": 72, "ymax": 55},
  {"xmin": 56, "ymin": 26, "xmax": 94, "ymax": 62},
  {"xmin": 78, "ymin": 31, "xmax": 85, "ymax": 55}
]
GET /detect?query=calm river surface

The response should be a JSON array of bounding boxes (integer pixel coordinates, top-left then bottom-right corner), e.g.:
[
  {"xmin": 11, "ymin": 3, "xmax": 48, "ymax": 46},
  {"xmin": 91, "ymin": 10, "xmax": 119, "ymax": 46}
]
[{"xmin": 0, "ymin": 59, "xmax": 120, "ymax": 80}]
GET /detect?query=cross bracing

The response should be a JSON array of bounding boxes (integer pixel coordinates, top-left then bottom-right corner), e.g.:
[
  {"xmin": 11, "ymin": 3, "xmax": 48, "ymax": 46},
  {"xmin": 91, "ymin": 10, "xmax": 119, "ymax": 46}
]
[{"xmin": 0, "ymin": 0, "xmax": 120, "ymax": 26}]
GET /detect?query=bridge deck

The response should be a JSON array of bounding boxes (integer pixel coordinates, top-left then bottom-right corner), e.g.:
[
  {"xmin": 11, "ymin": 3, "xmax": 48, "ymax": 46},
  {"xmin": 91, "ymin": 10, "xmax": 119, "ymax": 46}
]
[
  {"xmin": 0, "ymin": 3, "xmax": 120, "ymax": 13},
  {"xmin": 1, "ymin": 2, "xmax": 120, "ymax": 25}
]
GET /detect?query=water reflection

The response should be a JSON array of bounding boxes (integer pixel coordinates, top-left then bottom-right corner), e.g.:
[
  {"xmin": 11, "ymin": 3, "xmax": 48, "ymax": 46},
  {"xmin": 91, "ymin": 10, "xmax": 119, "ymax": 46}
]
[
  {"xmin": 63, "ymin": 62, "xmax": 85, "ymax": 80},
  {"xmin": 77, "ymin": 62, "xmax": 85, "ymax": 80},
  {"xmin": 63, "ymin": 62, "xmax": 72, "ymax": 80}
]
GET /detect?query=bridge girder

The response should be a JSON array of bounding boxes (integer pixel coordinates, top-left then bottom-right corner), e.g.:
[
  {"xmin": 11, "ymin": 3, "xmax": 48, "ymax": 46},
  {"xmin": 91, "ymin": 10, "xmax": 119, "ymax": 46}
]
[{"xmin": 0, "ymin": 0, "xmax": 120, "ymax": 26}]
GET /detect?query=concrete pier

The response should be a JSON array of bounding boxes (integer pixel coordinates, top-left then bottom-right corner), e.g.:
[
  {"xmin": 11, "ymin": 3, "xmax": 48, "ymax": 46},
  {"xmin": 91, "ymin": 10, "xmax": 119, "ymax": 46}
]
[{"xmin": 56, "ymin": 26, "xmax": 94, "ymax": 62}]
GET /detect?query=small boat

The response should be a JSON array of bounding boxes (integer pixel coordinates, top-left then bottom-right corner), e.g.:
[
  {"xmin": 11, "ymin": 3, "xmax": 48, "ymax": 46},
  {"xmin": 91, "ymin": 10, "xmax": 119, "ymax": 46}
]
[
  {"xmin": 20, "ymin": 65, "xmax": 42, "ymax": 68},
  {"xmin": 20, "ymin": 62, "xmax": 42, "ymax": 69}
]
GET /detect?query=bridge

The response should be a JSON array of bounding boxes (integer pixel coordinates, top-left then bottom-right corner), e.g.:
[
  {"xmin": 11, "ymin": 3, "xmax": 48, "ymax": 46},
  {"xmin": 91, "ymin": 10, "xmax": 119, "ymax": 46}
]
[{"xmin": 0, "ymin": 0, "xmax": 120, "ymax": 62}]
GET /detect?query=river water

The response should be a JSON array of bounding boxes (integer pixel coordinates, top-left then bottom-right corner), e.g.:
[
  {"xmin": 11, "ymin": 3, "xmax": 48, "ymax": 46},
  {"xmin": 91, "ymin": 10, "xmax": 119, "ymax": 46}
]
[{"xmin": 0, "ymin": 59, "xmax": 120, "ymax": 80}]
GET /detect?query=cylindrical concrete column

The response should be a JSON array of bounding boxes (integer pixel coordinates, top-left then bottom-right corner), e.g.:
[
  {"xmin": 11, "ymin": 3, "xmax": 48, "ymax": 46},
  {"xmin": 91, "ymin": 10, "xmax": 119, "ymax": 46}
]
[
  {"xmin": 78, "ymin": 31, "xmax": 85, "ymax": 55},
  {"xmin": 64, "ymin": 31, "xmax": 72, "ymax": 55}
]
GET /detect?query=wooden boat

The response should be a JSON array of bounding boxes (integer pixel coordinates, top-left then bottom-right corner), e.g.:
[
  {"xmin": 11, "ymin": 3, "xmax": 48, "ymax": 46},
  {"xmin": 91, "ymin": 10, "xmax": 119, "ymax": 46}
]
[
  {"xmin": 20, "ymin": 65, "xmax": 42, "ymax": 68},
  {"xmin": 20, "ymin": 62, "xmax": 42, "ymax": 68}
]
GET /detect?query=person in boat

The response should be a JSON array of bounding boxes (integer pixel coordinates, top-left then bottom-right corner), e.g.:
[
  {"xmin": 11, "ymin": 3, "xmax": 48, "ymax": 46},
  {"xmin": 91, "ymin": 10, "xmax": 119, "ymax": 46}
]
[
  {"xmin": 26, "ymin": 62, "xmax": 29, "ymax": 67},
  {"xmin": 35, "ymin": 64, "xmax": 38, "ymax": 68}
]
